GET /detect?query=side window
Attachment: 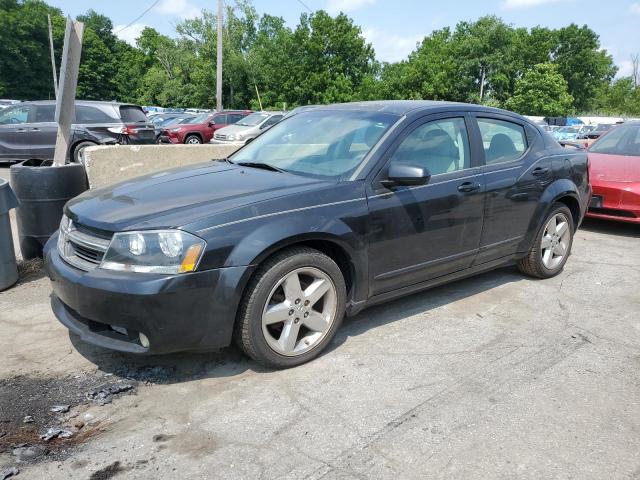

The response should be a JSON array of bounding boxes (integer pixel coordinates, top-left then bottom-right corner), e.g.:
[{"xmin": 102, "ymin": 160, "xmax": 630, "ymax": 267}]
[
  {"xmin": 214, "ymin": 114, "xmax": 227, "ymax": 124},
  {"xmin": 477, "ymin": 118, "xmax": 527, "ymax": 165},
  {"xmin": 76, "ymin": 106, "xmax": 114, "ymax": 124},
  {"xmin": 227, "ymin": 114, "xmax": 242, "ymax": 124},
  {"xmin": 0, "ymin": 105, "xmax": 31, "ymax": 125},
  {"xmin": 262, "ymin": 115, "xmax": 282, "ymax": 128},
  {"xmin": 34, "ymin": 105, "xmax": 56, "ymax": 123},
  {"xmin": 389, "ymin": 117, "xmax": 471, "ymax": 176}
]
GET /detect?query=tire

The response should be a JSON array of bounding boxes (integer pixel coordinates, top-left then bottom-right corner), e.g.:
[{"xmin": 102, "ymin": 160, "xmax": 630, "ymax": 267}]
[
  {"xmin": 184, "ymin": 135, "xmax": 202, "ymax": 145},
  {"xmin": 73, "ymin": 141, "xmax": 96, "ymax": 165},
  {"xmin": 234, "ymin": 247, "xmax": 347, "ymax": 369},
  {"xmin": 518, "ymin": 203, "xmax": 574, "ymax": 279}
]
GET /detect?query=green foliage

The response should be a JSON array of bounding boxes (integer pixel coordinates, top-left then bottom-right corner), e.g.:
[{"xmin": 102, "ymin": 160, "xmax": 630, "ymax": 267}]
[
  {"xmin": 0, "ymin": 1, "xmax": 634, "ymax": 116},
  {"xmin": 504, "ymin": 63, "xmax": 573, "ymax": 116}
]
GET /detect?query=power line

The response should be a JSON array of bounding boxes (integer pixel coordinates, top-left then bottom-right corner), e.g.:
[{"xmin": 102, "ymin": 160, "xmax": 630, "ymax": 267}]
[
  {"xmin": 113, "ymin": 0, "xmax": 161, "ymax": 35},
  {"xmin": 296, "ymin": 0, "xmax": 313, "ymax": 13}
]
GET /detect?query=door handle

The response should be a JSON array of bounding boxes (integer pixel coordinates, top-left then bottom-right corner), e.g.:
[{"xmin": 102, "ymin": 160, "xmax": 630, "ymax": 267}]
[
  {"xmin": 457, "ymin": 181, "xmax": 481, "ymax": 193},
  {"xmin": 16, "ymin": 128, "xmax": 28, "ymax": 133},
  {"xmin": 532, "ymin": 167, "xmax": 550, "ymax": 176},
  {"xmin": 31, "ymin": 128, "xmax": 41, "ymax": 132}
]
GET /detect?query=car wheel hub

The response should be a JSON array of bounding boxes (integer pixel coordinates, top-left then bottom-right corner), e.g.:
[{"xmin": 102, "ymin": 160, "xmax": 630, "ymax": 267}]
[
  {"xmin": 540, "ymin": 213, "xmax": 570, "ymax": 269},
  {"xmin": 262, "ymin": 267, "xmax": 337, "ymax": 357}
]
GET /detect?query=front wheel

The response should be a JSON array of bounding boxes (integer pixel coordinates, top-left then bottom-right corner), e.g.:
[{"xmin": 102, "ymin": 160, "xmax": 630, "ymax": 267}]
[
  {"xmin": 234, "ymin": 247, "xmax": 346, "ymax": 369},
  {"xmin": 518, "ymin": 203, "xmax": 574, "ymax": 278},
  {"xmin": 184, "ymin": 135, "xmax": 202, "ymax": 144}
]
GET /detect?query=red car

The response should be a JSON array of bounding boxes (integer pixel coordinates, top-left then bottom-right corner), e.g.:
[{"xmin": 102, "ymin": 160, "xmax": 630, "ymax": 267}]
[
  {"xmin": 159, "ymin": 110, "xmax": 252, "ymax": 144},
  {"xmin": 587, "ymin": 122, "xmax": 640, "ymax": 223}
]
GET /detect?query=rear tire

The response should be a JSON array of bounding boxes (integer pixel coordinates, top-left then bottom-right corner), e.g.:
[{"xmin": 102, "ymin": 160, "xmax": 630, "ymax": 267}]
[
  {"xmin": 518, "ymin": 203, "xmax": 574, "ymax": 279},
  {"xmin": 184, "ymin": 135, "xmax": 202, "ymax": 145},
  {"xmin": 234, "ymin": 247, "xmax": 346, "ymax": 369},
  {"xmin": 72, "ymin": 141, "xmax": 96, "ymax": 165}
]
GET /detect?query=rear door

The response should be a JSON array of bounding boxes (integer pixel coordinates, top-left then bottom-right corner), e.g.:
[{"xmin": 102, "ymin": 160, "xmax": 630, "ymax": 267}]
[
  {"xmin": 0, "ymin": 104, "xmax": 33, "ymax": 162},
  {"xmin": 471, "ymin": 114, "xmax": 552, "ymax": 264},
  {"xmin": 29, "ymin": 104, "xmax": 58, "ymax": 160}
]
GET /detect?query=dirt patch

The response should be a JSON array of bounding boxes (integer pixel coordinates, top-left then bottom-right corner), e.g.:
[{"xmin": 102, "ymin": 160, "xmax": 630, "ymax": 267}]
[{"xmin": 0, "ymin": 373, "xmax": 135, "ymax": 462}]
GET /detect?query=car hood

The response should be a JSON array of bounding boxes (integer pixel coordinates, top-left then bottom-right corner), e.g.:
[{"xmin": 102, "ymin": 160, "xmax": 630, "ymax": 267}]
[
  {"xmin": 66, "ymin": 162, "xmax": 328, "ymax": 233},
  {"xmin": 588, "ymin": 152, "xmax": 640, "ymax": 183},
  {"xmin": 217, "ymin": 124, "xmax": 257, "ymax": 135}
]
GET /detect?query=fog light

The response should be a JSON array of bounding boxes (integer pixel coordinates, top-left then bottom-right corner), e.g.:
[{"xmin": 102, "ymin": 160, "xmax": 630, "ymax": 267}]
[{"xmin": 139, "ymin": 333, "xmax": 150, "ymax": 348}]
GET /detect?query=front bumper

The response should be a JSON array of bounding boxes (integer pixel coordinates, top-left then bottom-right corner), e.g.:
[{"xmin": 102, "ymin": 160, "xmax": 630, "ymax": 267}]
[
  {"xmin": 586, "ymin": 182, "xmax": 640, "ymax": 224},
  {"xmin": 44, "ymin": 236, "xmax": 253, "ymax": 354},
  {"xmin": 158, "ymin": 134, "xmax": 181, "ymax": 144}
]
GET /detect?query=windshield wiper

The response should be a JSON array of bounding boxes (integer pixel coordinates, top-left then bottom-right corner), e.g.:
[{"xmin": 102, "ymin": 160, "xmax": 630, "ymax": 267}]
[{"xmin": 235, "ymin": 161, "xmax": 286, "ymax": 173}]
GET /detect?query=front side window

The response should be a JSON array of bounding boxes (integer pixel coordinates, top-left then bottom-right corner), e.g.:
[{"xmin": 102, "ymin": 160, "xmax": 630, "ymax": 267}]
[
  {"xmin": 0, "ymin": 105, "xmax": 30, "ymax": 125},
  {"xmin": 261, "ymin": 115, "xmax": 283, "ymax": 129},
  {"xmin": 231, "ymin": 110, "xmax": 399, "ymax": 178},
  {"xmin": 388, "ymin": 118, "xmax": 471, "ymax": 176},
  {"xmin": 477, "ymin": 118, "xmax": 527, "ymax": 164}
]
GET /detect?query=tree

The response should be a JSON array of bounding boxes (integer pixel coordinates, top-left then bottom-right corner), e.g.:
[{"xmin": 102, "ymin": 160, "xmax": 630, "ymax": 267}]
[{"xmin": 504, "ymin": 63, "xmax": 573, "ymax": 116}]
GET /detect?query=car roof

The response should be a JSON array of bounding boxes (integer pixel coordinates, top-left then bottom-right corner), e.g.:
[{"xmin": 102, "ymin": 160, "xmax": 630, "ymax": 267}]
[
  {"xmin": 311, "ymin": 100, "xmax": 526, "ymax": 119},
  {"xmin": 16, "ymin": 100, "xmax": 141, "ymax": 108}
]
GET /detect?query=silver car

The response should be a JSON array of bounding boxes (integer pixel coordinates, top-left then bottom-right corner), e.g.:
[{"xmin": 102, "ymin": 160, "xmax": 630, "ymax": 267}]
[{"xmin": 212, "ymin": 111, "xmax": 284, "ymax": 144}]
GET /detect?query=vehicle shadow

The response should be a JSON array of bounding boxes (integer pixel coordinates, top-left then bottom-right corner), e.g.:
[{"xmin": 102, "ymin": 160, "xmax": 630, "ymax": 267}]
[
  {"xmin": 327, "ymin": 266, "xmax": 523, "ymax": 354},
  {"xmin": 580, "ymin": 218, "xmax": 640, "ymax": 238},
  {"xmin": 71, "ymin": 266, "xmax": 523, "ymax": 382}
]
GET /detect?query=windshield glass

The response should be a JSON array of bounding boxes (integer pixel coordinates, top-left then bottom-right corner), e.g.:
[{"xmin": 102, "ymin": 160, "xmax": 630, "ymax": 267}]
[
  {"xmin": 237, "ymin": 112, "xmax": 270, "ymax": 126},
  {"xmin": 231, "ymin": 110, "xmax": 399, "ymax": 178},
  {"xmin": 589, "ymin": 124, "xmax": 640, "ymax": 156}
]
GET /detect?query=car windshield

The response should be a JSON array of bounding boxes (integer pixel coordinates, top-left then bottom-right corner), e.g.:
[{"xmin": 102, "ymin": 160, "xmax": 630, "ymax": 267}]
[
  {"xmin": 230, "ymin": 110, "xmax": 399, "ymax": 178},
  {"xmin": 236, "ymin": 112, "xmax": 270, "ymax": 126},
  {"xmin": 589, "ymin": 124, "xmax": 640, "ymax": 157}
]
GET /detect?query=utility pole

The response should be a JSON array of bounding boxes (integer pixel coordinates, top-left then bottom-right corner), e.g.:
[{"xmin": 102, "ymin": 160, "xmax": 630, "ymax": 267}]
[
  {"xmin": 216, "ymin": 0, "xmax": 223, "ymax": 112},
  {"xmin": 53, "ymin": 18, "xmax": 84, "ymax": 167},
  {"xmin": 479, "ymin": 64, "xmax": 486, "ymax": 103},
  {"xmin": 47, "ymin": 14, "xmax": 59, "ymax": 98}
]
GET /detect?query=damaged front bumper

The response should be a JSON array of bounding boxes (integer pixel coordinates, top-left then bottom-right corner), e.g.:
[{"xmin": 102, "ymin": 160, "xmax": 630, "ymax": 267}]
[{"xmin": 44, "ymin": 235, "xmax": 253, "ymax": 354}]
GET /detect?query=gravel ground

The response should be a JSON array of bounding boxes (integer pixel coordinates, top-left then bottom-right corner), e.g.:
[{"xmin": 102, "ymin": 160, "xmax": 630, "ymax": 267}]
[{"xmin": 1, "ymin": 165, "xmax": 639, "ymax": 480}]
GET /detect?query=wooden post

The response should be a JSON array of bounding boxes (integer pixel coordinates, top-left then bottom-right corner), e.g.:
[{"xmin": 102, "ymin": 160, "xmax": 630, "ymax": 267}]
[
  {"xmin": 216, "ymin": 0, "xmax": 223, "ymax": 112},
  {"xmin": 53, "ymin": 19, "xmax": 84, "ymax": 167},
  {"xmin": 47, "ymin": 14, "xmax": 59, "ymax": 98}
]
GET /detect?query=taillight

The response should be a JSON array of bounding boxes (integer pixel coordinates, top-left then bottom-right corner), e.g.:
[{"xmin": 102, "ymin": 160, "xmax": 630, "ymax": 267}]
[{"xmin": 124, "ymin": 124, "xmax": 138, "ymax": 136}]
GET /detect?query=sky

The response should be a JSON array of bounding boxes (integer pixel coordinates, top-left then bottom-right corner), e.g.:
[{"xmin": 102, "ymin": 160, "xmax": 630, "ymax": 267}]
[{"xmin": 46, "ymin": 0, "xmax": 639, "ymax": 77}]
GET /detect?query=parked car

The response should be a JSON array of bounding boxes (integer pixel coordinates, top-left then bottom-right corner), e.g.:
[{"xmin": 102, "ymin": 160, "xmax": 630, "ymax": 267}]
[
  {"xmin": 149, "ymin": 113, "xmax": 194, "ymax": 142},
  {"xmin": 159, "ymin": 110, "xmax": 252, "ymax": 145},
  {"xmin": 0, "ymin": 100, "xmax": 155, "ymax": 164},
  {"xmin": 586, "ymin": 122, "xmax": 640, "ymax": 223},
  {"xmin": 580, "ymin": 123, "xmax": 614, "ymax": 141},
  {"xmin": 212, "ymin": 111, "xmax": 284, "ymax": 144},
  {"xmin": 552, "ymin": 125, "xmax": 592, "ymax": 142},
  {"xmin": 44, "ymin": 101, "xmax": 590, "ymax": 368},
  {"xmin": 0, "ymin": 99, "xmax": 20, "ymax": 111}
]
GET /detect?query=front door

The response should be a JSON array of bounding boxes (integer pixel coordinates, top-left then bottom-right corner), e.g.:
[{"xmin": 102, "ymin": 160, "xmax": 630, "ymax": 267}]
[
  {"xmin": 0, "ymin": 104, "xmax": 33, "ymax": 162},
  {"xmin": 367, "ymin": 115, "xmax": 485, "ymax": 296}
]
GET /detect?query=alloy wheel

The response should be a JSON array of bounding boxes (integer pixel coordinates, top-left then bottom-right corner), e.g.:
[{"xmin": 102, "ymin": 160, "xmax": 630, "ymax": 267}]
[
  {"xmin": 262, "ymin": 267, "xmax": 337, "ymax": 357},
  {"xmin": 186, "ymin": 137, "xmax": 201, "ymax": 144},
  {"xmin": 540, "ymin": 212, "xmax": 570, "ymax": 269}
]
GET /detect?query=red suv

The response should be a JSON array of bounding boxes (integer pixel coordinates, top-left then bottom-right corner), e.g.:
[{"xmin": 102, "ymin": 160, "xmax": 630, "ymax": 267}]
[{"xmin": 159, "ymin": 110, "xmax": 252, "ymax": 144}]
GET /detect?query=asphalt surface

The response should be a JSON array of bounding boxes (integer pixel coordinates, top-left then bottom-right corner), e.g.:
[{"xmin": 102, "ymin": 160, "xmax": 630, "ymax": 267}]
[{"xmin": 1, "ymin": 164, "xmax": 639, "ymax": 479}]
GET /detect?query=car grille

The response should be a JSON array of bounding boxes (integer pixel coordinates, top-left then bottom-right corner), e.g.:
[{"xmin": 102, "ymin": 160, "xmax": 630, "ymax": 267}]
[
  {"xmin": 214, "ymin": 132, "xmax": 227, "ymax": 140},
  {"xmin": 58, "ymin": 219, "xmax": 112, "ymax": 271}
]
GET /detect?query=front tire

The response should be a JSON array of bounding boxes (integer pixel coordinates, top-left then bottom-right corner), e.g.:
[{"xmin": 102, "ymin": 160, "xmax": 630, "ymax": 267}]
[
  {"xmin": 184, "ymin": 135, "xmax": 202, "ymax": 144},
  {"xmin": 234, "ymin": 247, "xmax": 346, "ymax": 369},
  {"xmin": 518, "ymin": 203, "xmax": 574, "ymax": 278}
]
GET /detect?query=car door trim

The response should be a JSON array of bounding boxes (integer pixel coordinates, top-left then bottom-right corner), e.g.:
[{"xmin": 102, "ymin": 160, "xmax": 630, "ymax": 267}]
[{"xmin": 374, "ymin": 247, "xmax": 478, "ymax": 281}]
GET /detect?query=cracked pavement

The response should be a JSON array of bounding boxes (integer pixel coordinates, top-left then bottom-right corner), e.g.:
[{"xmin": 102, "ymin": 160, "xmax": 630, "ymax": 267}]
[{"xmin": 1, "ymin": 166, "xmax": 639, "ymax": 479}]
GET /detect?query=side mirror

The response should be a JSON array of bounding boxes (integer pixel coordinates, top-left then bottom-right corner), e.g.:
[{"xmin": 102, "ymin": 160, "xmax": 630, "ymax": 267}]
[
  {"xmin": 383, "ymin": 163, "xmax": 431, "ymax": 187},
  {"xmin": 208, "ymin": 121, "xmax": 216, "ymax": 126}
]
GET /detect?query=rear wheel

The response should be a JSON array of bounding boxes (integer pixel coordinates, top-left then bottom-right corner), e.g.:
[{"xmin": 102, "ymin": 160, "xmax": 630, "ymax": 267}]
[
  {"xmin": 184, "ymin": 135, "xmax": 202, "ymax": 145},
  {"xmin": 72, "ymin": 141, "xmax": 96, "ymax": 165},
  {"xmin": 518, "ymin": 204, "xmax": 574, "ymax": 278},
  {"xmin": 234, "ymin": 247, "xmax": 346, "ymax": 369}
]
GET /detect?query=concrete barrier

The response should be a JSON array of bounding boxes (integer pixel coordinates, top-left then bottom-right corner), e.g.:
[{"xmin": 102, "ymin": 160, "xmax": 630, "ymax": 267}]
[{"xmin": 84, "ymin": 144, "xmax": 241, "ymax": 189}]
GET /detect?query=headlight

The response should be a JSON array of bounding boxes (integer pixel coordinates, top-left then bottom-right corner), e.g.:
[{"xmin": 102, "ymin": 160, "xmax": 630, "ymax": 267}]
[
  {"xmin": 100, "ymin": 230, "xmax": 206, "ymax": 274},
  {"xmin": 170, "ymin": 128, "xmax": 182, "ymax": 132},
  {"xmin": 227, "ymin": 134, "xmax": 236, "ymax": 141}
]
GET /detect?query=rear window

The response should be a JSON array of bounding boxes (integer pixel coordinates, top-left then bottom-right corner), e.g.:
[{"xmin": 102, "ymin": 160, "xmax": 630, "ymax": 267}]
[
  {"xmin": 119, "ymin": 106, "xmax": 148, "ymax": 123},
  {"xmin": 76, "ymin": 105, "xmax": 115, "ymax": 124}
]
